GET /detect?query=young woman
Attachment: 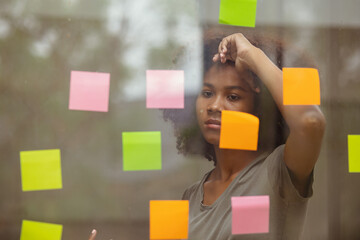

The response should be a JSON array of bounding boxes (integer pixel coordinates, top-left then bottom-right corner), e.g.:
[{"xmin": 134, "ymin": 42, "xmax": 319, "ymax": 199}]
[{"xmin": 89, "ymin": 33, "xmax": 325, "ymax": 240}]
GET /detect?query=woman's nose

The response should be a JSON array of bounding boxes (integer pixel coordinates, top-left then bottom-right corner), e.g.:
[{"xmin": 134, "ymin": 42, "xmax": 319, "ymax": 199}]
[{"xmin": 207, "ymin": 96, "xmax": 223, "ymax": 114}]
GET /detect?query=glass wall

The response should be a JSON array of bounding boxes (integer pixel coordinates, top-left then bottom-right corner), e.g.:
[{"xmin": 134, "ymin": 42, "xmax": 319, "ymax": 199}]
[{"xmin": 1, "ymin": 0, "xmax": 359, "ymax": 239}]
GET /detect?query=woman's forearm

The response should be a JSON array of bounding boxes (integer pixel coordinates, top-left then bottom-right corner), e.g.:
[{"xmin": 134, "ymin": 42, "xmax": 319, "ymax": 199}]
[{"xmin": 249, "ymin": 47, "xmax": 325, "ymax": 133}]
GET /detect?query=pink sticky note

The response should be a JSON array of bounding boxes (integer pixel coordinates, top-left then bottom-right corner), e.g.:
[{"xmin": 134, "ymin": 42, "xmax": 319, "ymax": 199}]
[
  {"xmin": 231, "ymin": 195, "xmax": 269, "ymax": 235},
  {"xmin": 69, "ymin": 71, "xmax": 110, "ymax": 112},
  {"xmin": 146, "ymin": 70, "xmax": 184, "ymax": 109}
]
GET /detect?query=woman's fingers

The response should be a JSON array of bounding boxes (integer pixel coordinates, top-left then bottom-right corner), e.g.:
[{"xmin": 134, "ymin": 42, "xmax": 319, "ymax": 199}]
[
  {"xmin": 219, "ymin": 38, "xmax": 230, "ymax": 63},
  {"xmin": 219, "ymin": 36, "xmax": 243, "ymax": 63},
  {"xmin": 213, "ymin": 52, "xmax": 227, "ymax": 63},
  {"xmin": 213, "ymin": 53, "xmax": 220, "ymax": 62},
  {"xmin": 218, "ymin": 38, "xmax": 227, "ymax": 54},
  {"xmin": 214, "ymin": 33, "xmax": 260, "ymax": 80},
  {"xmin": 215, "ymin": 34, "xmax": 254, "ymax": 65},
  {"xmin": 88, "ymin": 229, "xmax": 97, "ymax": 240}
]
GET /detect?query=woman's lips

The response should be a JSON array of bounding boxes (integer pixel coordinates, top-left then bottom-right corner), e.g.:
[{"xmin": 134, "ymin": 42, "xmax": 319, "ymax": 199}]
[{"xmin": 205, "ymin": 119, "xmax": 221, "ymax": 130}]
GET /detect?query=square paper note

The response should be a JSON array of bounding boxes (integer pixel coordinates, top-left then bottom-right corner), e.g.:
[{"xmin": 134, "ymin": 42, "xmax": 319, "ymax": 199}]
[
  {"xmin": 150, "ymin": 200, "xmax": 189, "ymax": 239},
  {"xmin": 348, "ymin": 135, "xmax": 360, "ymax": 173},
  {"xmin": 220, "ymin": 110, "xmax": 259, "ymax": 151},
  {"xmin": 20, "ymin": 149, "xmax": 62, "ymax": 192},
  {"xmin": 219, "ymin": 0, "xmax": 257, "ymax": 27},
  {"xmin": 283, "ymin": 68, "xmax": 320, "ymax": 105},
  {"xmin": 232, "ymin": 196, "xmax": 269, "ymax": 235},
  {"xmin": 122, "ymin": 131, "xmax": 162, "ymax": 171},
  {"xmin": 20, "ymin": 220, "xmax": 63, "ymax": 240},
  {"xmin": 146, "ymin": 70, "xmax": 184, "ymax": 109},
  {"xmin": 69, "ymin": 70, "xmax": 110, "ymax": 112}
]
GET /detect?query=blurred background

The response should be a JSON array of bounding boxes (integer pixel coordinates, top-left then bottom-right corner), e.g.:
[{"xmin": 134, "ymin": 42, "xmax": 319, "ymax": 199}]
[{"xmin": 0, "ymin": 0, "xmax": 360, "ymax": 239}]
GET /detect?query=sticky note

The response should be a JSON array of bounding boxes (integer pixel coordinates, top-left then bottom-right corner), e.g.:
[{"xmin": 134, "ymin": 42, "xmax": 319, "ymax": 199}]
[
  {"xmin": 150, "ymin": 200, "xmax": 189, "ymax": 239},
  {"xmin": 20, "ymin": 220, "xmax": 63, "ymax": 240},
  {"xmin": 20, "ymin": 149, "xmax": 62, "ymax": 191},
  {"xmin": 219, "ymin": 0, "xmax": 257, "ymax": 27},
  {"xmin": 69, "ymin": 70, "xmax": 110, "ymax": 112},
  {"xmin": 122, "ymin": 131, "xmax": 162, "ymax": 171},
  {"xmin": 219, "ymin": 110, "xmax": 259, "ymax": 151},
  {"xmin": 231, "ymin": 196, "xmax": 269, "ymax": 235},
  {"xmin": 348, "ymin": 135, "xmax": 360, "ymax": 173},
  {"xmin": 146, "ymin": 70, "xmax": 184, "ymax": 109},
  {"xmin": 283, "ymin": 68, "xmax": 321, "ymax": 105}
]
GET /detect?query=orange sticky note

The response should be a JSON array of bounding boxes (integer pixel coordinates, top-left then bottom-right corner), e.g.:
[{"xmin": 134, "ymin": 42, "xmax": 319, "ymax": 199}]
[
  {"xmin": 149, "ymin": 200, "xmax": 189, "ymax": 239},
  {"xmin": 283, "ymin": 68, "xmax": 320, "ymax": 105},
  {"xmin": 219, "ymin": 110, "xmax": 259, "ymax": 151}
]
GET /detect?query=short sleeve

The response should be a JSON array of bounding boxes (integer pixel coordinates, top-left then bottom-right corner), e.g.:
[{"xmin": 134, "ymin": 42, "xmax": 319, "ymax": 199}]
[{"xmin": 267, "ymin": 145, "xmax": 314, "ymax": 202}]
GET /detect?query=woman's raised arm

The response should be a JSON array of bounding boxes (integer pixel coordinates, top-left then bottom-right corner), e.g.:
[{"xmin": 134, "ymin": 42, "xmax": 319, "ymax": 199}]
[{"xmin": 214, "ymin": 33, "xmax": 326, "ymax": 196}]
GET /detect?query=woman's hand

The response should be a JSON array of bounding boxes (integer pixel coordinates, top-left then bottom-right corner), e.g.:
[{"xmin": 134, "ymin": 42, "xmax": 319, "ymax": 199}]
[
  {"xmin": 88, "ymin": 229, "xmax": 97, "ymax": 240},
  {"xmin": 213, "ymin": 33, "xmax": 253, "ymax": 62},
  {"xmin": 213, "ymin": 33, "xmax": 260, "ymax": 93}
]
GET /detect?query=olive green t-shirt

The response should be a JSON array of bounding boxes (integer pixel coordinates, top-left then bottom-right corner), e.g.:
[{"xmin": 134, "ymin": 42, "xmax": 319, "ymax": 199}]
[{"xmin": 182, "ymin": 145, "xmax": 313, "ymax": 240}]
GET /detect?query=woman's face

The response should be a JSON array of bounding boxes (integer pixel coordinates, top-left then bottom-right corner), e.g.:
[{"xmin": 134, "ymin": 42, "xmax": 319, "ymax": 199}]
[{"xmin": 196, "ymin": 64, "xmax": 257, "ymax": 145}]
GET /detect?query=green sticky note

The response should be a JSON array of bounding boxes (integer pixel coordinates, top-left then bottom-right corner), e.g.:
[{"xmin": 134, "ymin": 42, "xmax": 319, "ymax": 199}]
[
  {"xmin": 219, "ymin": 0, "xmax": 257, "ymax": 27},
  {"xmin": 123, "ymin": 131, "xmax": 162, "ymax": 171},
  {"xmin": 348, "ymin": 135, "xmax": 360, "ymax": 173},
  {"xmin": 20, "ymin": 149, "xmax": 63, "ymax": 191},
  {"xmin": 20, "ymin": 220, "xmax": 63, "ymax": 240}
]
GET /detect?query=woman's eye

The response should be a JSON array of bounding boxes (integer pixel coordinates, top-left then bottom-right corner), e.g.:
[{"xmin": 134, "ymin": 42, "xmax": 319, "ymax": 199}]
[
  {"xmin": 202, "ymin": 91, "xmax": 213, "ymax": 98},
  {"xmin": 227, "ymin": 94, "xmax": 240, "ymax": 101}
]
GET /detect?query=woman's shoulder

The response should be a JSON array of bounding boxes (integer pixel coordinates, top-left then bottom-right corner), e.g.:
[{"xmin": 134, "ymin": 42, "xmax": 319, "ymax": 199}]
[
  {"xmin": 181, "ymin": 169, "xmax": 213, "ymax": 200},
  {"xmin": 263, "ymin": 144, "xmax": 286, "ymax": 165},
  {"xmin": 181, "ymin": 181, "xmax": 200, "ymax": 200}
]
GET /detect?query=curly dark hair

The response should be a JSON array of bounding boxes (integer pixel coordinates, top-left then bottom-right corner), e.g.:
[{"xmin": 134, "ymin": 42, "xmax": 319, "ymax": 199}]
[{"xmin": 162, "ymin": 30, "xmax": 316, "ymax": 166}]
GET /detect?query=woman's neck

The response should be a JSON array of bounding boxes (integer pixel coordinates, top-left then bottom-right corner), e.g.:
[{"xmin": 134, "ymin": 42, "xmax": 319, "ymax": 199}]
[{"xmin": 212, "ymin": 146, "xmax": 261, "ymax": 182}]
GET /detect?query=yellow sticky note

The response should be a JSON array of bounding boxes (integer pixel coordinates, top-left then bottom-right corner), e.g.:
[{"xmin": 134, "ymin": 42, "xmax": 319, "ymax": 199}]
[
  {"xmin": 122, "ymin": 131, "xmax": 162, "ymax": 171},
  {"xmin": 20, "ymin": 220, "xmax": 63, "ymax": 240},
  {"xmin": 348, "ymin": 135, "xmax": 360, "ymax": 173},
  {"xmin": 219, "ymin": 110, "xmax": 259, "ymax": 151},
  {"xmin": 20, "ymin": 149, "xmax": 63, "ymax": 191},
  {"xmin": 219, "ymin": 0, "xmax": 257, "ymax": 27},
  {"xmin": 283, "ymin": 68, "xmax": 321, "ymax": 105},
  {"xmin": 150, "ymin": 200, "xmax": 189, "ymax": 239}
]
